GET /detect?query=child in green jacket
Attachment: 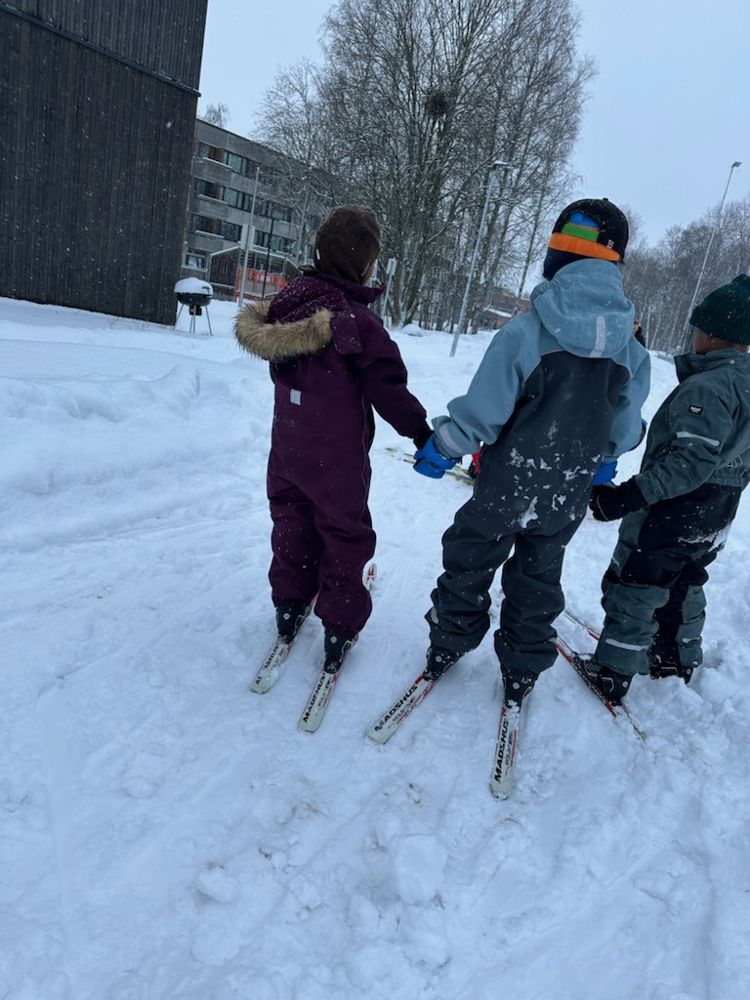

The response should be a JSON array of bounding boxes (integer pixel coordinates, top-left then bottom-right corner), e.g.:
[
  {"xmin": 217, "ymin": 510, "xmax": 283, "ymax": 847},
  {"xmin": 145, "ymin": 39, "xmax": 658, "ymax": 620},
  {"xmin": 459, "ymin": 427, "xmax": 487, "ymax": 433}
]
[{"xmin": 587, "ymin": 274, "xmax": 750, "ymax": 702}]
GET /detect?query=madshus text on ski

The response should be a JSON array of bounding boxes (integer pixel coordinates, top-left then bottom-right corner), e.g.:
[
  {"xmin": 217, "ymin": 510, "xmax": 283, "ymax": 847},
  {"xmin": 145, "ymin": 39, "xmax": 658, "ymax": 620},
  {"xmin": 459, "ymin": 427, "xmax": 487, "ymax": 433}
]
[{"xmin": 235, "ymin": 201, "xmax": 750, "ymax": 798}]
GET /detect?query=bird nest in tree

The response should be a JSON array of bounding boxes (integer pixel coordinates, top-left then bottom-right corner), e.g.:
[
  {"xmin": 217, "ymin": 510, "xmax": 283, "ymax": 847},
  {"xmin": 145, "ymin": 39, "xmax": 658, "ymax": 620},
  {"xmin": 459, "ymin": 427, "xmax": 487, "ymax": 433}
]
[{"xmin": 425, "ymin": 89, "xmax": 452, "ymax": 118}]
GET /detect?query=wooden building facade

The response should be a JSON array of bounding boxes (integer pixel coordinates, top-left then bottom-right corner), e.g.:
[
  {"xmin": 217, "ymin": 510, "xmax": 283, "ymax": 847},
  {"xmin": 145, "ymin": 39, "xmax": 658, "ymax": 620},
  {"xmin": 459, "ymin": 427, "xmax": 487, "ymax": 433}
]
[{"xmin": 0, "ymin": 0, "xmax": 208, "ymax": 324}]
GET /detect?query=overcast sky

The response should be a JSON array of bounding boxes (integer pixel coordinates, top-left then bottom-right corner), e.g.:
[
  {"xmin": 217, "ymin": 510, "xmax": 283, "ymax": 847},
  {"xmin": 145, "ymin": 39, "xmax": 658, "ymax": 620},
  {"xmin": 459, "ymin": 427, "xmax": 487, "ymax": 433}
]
[{"xmin": 199, "ymin": 0, "xmax": 748, "ymax": 245}]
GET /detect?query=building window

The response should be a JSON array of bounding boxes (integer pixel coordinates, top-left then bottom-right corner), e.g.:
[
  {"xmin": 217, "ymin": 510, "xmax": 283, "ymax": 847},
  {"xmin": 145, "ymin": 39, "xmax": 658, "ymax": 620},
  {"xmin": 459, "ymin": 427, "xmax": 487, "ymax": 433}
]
[
  {"xmin": 226, "ymin": 151, "xmax": 252, "ymax": 175},
  {"xmin": 185, "ymin": 249, "xmax": 207, "ymax": 269},
  {"xmin": 225, "ymin": 154, "xmax": 277, "ymax": 184},
  {"xmin": 256, "ymin": 229, "xmax": 294, "ymax": 255},
  {"xmin": 191, "ymin": 215, "xmax": 241, "ymax": 242},
  {"xmin": 195, "ymin": 178, "xmax": 225, "ymax": 201},
  {"xmin": 192, "ymin": 214, "xmax": 222, "ymax": 235},
  {"xmin": 223, "ymin": 221, "xmax": 243, "ymax": 242},
  {"xmin": 224, "ymin": 187, "xmax": 240, "ymax": 209},
  {"xmin": 224, "ymin": 187, "xmax": 254, "ymax": 212},
  {"xmin": 198, "ymin": 142, "xmax": 227, "ymax": 163},
  {"xmin": 256, "ymin": 198, "xmax": 293, "ymax": 223},
  {"xmin": 197, "ymin": 142, "xmax": 227, "ymax": 164}
]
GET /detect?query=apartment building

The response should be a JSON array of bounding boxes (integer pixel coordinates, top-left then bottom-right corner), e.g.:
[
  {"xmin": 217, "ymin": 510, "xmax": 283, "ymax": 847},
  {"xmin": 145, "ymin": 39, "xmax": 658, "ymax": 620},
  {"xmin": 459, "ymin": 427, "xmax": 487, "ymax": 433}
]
[{"xmin": 183, "ymin": 119, "xmax": 338, "ymax": 300}]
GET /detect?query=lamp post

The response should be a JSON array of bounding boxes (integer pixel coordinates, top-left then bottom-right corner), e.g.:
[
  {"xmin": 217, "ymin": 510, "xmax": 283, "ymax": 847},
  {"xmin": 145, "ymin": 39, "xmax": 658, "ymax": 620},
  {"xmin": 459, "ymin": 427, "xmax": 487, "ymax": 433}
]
[
  {"xmin": 380, "ymin": 257, "xmax": 398, "ymax": 324},
  {"xmin": 238, "ymin": 165, "xmax": 261, "ymax": 304},
  {"xmin": 295, "ymin": 176, "xmax": 311, "ymax": 266},
  {"xmin": 261, "ymin": 218, "xmax": 276, "ymax": 299},
  {"xmin": 450, "ymin": 160, "xmax": 513, "ymax": 357},
  {"xmin": 682, "ymin": 160, "xmax": 741, "ymax": 348}
]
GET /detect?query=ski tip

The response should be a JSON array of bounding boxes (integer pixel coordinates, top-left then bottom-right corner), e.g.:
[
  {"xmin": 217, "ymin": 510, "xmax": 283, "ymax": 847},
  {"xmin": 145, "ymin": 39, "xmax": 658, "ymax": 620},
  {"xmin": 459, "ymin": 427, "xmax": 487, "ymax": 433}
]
[
  {"xmin": 298, "ymin": 716, "xmax": 322, "ymax": 734},
  {"xmin": 298, "ymin": 670, "xmax": 339, "ymax": 732},
  {"xmin": 489, "ymin": 781, "xmax": 511, "ymax": 800},
  {"xmin": 298, "ymin": 699, "xmax": 326, "ymax": 732},
  {"xmin": 298, "ymin": 698, "xmax": 326, "ymax": 733}
]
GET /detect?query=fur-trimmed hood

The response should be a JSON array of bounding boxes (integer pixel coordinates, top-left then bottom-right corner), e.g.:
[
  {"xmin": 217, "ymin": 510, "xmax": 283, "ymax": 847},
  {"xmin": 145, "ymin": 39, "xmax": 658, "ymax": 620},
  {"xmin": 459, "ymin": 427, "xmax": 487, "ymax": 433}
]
[
  {"xmin": 234, "ymin": 299, "xmax": 333, "ymax": 362},
  {"xmin": 241, "ymin": 273, "xmax": 428, "ymax": 480}
]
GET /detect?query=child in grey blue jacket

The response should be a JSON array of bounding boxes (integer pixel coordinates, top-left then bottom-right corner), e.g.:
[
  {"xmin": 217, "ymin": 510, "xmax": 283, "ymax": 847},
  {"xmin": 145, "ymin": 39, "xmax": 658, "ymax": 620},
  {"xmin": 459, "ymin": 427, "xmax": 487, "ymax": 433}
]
[{"xmin": 413, "ymin": 199, "xmax": 651, "ymax": 706}]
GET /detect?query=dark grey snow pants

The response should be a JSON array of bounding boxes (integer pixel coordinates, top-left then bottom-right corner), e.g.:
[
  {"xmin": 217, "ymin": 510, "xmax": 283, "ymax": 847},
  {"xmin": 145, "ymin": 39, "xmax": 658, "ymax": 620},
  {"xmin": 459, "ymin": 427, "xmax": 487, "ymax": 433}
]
[
  {"xmin": 594, "ymin": 481, "xmax": 742, "ymax": 677},
  {"xmin": 427, "ymin": 479, "xmax": 584, "ymax": 677}
]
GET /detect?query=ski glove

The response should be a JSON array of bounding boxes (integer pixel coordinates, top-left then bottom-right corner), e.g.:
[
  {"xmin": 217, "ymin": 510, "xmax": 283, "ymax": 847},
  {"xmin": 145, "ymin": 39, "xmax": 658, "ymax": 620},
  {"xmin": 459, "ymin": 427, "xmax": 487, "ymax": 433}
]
[
  {"xmin": 592, "ymin": 460, "xmax": 617, "ymax": 485},
  {"xmin": 414, "ymin": 435, "xmax": 458, "ymax": 479},
  {"xmin": 589, "ymin": 479, "xmax": 648, "ymax": 522},
  {"xmin": 412, "ymin": 423, "xmax": 433, "ymax": 450}
]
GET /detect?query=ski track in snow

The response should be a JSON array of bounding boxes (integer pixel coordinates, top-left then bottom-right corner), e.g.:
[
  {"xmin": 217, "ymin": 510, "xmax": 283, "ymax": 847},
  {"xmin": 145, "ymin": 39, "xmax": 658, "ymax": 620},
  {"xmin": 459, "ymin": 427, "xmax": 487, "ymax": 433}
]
[{"xmin": 2, "ymin": 297, "xmax": 750, "ymax": 999}]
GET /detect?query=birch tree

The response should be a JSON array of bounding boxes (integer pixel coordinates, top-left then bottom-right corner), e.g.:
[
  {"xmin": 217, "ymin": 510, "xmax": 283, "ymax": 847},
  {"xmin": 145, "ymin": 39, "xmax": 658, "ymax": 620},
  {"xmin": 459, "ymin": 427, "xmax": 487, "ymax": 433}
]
[{"xmin": 256, "ymin": 0, "xmax": 592, "ymax": 327}]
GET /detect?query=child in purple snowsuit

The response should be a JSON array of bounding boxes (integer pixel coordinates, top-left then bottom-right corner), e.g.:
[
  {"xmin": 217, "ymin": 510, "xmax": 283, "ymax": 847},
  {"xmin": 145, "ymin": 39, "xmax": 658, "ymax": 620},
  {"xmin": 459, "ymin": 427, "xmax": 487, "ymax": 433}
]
[{"xmin": 235, "ymin": 206, "xmax": 430, "ymax": 662}]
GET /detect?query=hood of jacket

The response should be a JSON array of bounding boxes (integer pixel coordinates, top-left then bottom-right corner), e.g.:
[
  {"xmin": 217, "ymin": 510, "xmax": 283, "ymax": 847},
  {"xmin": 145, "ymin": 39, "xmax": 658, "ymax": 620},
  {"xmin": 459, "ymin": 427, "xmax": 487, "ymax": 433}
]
[
  {"xmin": 234, "ymin": 298, "xmax": 333, "ymax": 362},
  {"xmin": 675, "ymin": 348, "xmax": 750, "ymax": 382},
  {"xmin": 235, "ymin": 274, "xmax": 351, "ymax": 362},
  {"xmin": 531, "ymin": 258, "xmax": 635, "ymax": 359},
  {"xmin": 299, "ymin": 268, "xmax": 384, "ymax": 305},
  {"xmin": 235, "ymin": 272, "xmax": 385, "ymax": 363}
]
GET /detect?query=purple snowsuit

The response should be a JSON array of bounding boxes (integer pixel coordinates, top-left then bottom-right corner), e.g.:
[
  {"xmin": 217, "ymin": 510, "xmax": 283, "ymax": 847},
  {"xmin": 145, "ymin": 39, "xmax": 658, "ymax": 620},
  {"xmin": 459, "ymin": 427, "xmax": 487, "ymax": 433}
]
[{"xmin": 235, "ymin": 272, "xmax": 428, "ymax": 637}]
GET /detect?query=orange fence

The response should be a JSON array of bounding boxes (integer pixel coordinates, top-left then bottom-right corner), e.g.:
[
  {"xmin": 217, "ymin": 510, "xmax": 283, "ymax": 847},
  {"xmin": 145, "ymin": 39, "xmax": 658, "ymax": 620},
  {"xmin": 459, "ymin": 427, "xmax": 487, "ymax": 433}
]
[{"xmin": 234, "ymin": 268, "xmax": 287, "ymax": 301}]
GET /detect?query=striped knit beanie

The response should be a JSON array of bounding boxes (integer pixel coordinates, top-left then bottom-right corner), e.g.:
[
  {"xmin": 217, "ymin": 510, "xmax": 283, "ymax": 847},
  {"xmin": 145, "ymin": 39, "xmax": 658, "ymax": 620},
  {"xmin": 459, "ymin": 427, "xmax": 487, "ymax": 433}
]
[{"xmin": 548, "ymin": 198, "xmax": 629, "ymax": 263}]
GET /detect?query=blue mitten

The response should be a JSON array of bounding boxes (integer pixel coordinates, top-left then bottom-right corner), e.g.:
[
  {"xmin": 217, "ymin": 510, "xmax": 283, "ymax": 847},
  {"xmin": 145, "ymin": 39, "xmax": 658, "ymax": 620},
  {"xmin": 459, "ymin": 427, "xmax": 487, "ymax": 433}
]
[
  {"xmin": 414, "ymin": 435, "xmax": 458, "ymax": 479},
  {"xmin": 592, "ymin": 460, "xmax": 617, "ymax": 485}
]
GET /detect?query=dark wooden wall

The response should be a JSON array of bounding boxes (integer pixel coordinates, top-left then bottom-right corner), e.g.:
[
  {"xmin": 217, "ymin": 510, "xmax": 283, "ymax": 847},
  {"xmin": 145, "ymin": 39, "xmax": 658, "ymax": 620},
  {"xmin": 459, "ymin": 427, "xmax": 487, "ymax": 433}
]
[{"xmin": 0, "ymin": 0, "xmax": 208, "ymax": 324}]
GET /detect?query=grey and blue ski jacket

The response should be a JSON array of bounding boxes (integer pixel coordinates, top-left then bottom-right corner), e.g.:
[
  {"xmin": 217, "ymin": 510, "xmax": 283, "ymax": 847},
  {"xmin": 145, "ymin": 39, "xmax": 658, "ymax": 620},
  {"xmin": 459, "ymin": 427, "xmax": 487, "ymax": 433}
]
[
  {"xmin": 635, "ymin": 349, "xmax": 750, "ymax": 504},
  {"xmin": 435, "ymin": 259, "xmax": 649, "ymax": 459},
  {"xmin": 432, "ymin": 259, "xmax": 651, "ymax": 529}
]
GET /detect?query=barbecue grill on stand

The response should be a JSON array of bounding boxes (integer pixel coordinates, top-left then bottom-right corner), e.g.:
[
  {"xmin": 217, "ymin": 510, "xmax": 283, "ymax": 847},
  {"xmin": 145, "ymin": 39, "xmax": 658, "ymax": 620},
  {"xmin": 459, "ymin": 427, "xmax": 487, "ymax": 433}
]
[{"xmin": 175, "ymin": 277, "xmax": 213, "ymax": 336}]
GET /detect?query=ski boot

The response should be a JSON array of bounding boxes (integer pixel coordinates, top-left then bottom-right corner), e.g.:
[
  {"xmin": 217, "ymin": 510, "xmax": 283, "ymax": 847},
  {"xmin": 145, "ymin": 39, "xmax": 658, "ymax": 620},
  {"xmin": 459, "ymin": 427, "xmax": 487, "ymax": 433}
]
[
  {"xmin": 275, "ymin": 600, "xmax": 310, "ymax": 642},
  {"xmin": 323, "ymin": 627, "xmax": 357, "ymax": 672},
  {"xmin": 424, "ymin": 645, "xmax": 462, "ymax": 680},
  {"xmin": 583, "ymin": 659, "xmax": 633, "ymax": 705},
  {"xmin": 501, "ymin": 665, "xmax": 536, "ymax": 707},
  {"xmin": 650, "ymin": 653, "xmax": 694, "ymax": 684}
]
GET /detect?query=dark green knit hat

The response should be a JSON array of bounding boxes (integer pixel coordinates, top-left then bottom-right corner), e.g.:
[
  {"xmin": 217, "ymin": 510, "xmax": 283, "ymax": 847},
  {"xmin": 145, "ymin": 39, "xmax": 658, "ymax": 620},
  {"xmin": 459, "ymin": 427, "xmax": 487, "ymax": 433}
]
[{"xmin": 690, "ymin": 274, "xmax": 750, "ymax": 345}]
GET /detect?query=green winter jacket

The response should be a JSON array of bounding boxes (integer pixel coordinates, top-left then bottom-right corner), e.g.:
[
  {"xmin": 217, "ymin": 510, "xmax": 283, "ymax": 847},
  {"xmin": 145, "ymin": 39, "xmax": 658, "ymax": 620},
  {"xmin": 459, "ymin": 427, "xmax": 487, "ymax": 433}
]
[{"xmin": 635, "ymin": 349, "xmax": 750, "ymax": 504}]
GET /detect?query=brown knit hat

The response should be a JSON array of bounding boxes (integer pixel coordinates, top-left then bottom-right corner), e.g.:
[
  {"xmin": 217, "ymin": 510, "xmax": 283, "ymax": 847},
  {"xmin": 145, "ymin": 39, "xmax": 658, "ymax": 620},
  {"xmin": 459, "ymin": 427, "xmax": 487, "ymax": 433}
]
[{"xmin": 314, "ymin": 205, "xmax": 381, "ymax": 284}]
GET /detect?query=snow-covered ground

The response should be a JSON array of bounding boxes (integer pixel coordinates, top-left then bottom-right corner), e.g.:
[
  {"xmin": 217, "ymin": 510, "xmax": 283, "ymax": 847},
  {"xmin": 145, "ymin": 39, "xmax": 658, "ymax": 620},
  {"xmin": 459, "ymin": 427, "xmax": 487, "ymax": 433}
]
[{"xmin": 2, "ymin": 296, "xmax": 749, "ymax": 1000}]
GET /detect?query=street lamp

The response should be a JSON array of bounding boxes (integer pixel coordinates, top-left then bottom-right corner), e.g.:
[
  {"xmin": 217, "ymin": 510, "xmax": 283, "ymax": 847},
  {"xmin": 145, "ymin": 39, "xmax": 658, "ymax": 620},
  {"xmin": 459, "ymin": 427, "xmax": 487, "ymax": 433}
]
[
  {"xmin": 295, "ymin": 175, "xmax": 311, "ymax": 266},
  {"xmin": 238, "ymin": 165, "xmax": 261, "ymax": 305},
  {"xmin": 450, "ymin": 160, "xmax": 513, "ymax": 358},
  {"xmin": 682, "ymin": 160, "xmax": 742, "ymax": 349}
]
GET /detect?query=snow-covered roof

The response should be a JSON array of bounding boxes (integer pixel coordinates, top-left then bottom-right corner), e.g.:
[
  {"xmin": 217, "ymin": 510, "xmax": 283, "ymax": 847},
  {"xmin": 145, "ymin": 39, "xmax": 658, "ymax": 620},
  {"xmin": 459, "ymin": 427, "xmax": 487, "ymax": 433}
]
[{"xmin": 483, "ymin": 306, "xmax": 513, "ymax": 318}]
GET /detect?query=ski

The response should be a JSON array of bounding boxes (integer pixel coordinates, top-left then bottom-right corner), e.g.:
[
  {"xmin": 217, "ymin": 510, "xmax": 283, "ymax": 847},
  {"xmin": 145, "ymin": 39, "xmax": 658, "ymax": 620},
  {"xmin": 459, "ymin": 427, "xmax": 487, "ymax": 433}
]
[
  {"xmin": 555, "ymin": 634, "xmax": 646, "ymax": 741},
  {"xmin": 559, "ymin": 606, "xmax": 601, "ymax": 641},
  {"xmin": 298, "ymin": 651, "xmax": 350, "ymax": 732},
  {"xmin": 384, "ymin": 447, "xmax": 475, "ymax": 485},
  {"xmin": 489, "ymin": 701, "xmax": 522, "ymax": 799},
  {"xmin": 365, "ymin": 672, "xmax": 438, "ymax": 745},
  {"xmin": 297, "ymin": 563, "xmax": 376, "ymax": 733},
  {"xmin": 250, "ymin": 602, "xmax": 314, "ymax": 694},
  {"xmin": 364, "ymin": 561, "xmax": 377, "ymax": 591},
  {"xmin": 250, "ymin": 637, "xmax": 295, "ymax": 694}
]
